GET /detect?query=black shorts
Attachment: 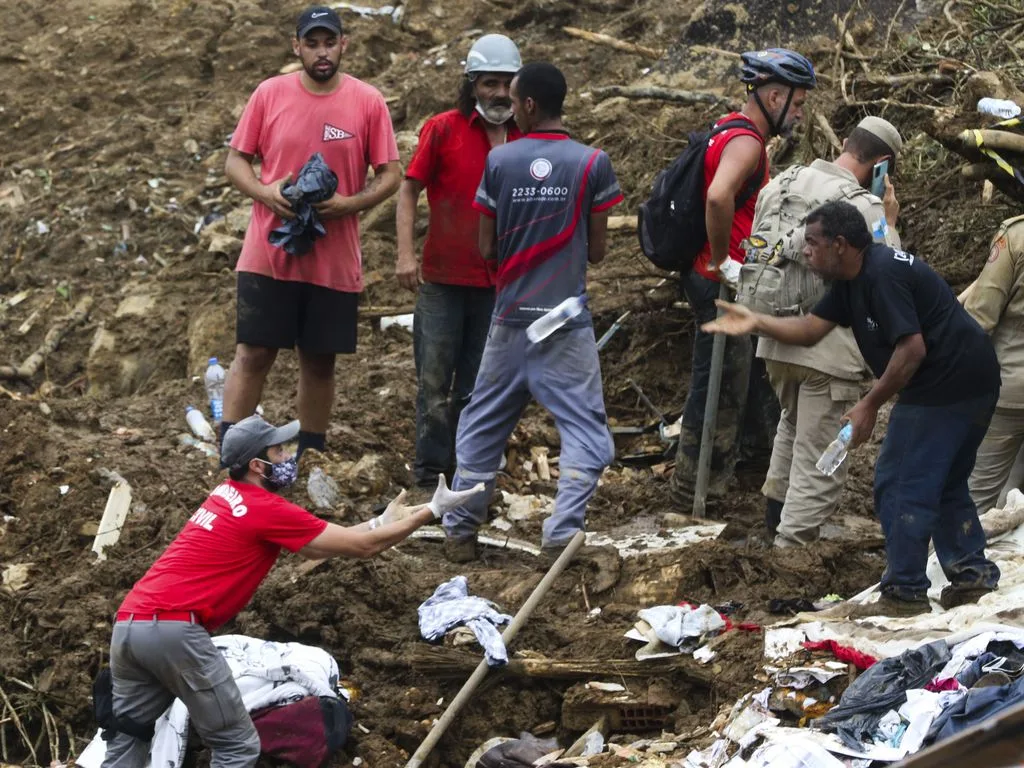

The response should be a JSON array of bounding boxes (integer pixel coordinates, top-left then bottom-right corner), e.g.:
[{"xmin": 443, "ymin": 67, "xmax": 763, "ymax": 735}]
[{"xmin": 236, "ymin": 272, "xmax": 358, "ymax": 354}]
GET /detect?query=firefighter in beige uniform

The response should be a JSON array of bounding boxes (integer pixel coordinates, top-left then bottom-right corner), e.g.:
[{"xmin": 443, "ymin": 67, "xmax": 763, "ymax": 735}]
[
  {"xmin": 964, "ymin": 216, "xmax": 1024, "ymax": 514},
  {"xmin": 747, "ymin": 117, "xmax": 902, "ymax": 546}
]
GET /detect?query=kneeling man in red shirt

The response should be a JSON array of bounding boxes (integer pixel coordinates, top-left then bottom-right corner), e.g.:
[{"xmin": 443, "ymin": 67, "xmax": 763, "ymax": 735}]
[{"xmin": 101, "ymin": 415, "xmax": 480, "ymax": 768}]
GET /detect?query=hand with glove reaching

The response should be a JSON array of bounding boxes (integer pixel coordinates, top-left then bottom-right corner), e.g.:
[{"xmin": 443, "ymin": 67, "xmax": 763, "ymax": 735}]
[
  {"xmin": 367, "ymin": 475, "xmax": 484, "ymax": 530},
  {"xmin": 428, "ymin": 473, "xmax": 486, "ymax": 518},
  {"xmin": 298, "ymin": 475, "xmax": 487, "ymax": 561},
  {"xmin": 368, "ymin": 489, "xmax": 418, "ymax": 530}
]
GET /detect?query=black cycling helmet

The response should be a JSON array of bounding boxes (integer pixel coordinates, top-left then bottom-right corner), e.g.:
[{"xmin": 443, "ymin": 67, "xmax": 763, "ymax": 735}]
[
  {"xmin": 740, "ymin": 48, "xmax": 817, "ymax": 90},
  {"xmin": 740, "ymin": 48, "xmax": 816, "ymax": 137}
]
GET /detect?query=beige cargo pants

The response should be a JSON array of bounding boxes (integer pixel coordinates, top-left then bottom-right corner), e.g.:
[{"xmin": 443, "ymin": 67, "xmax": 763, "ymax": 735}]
[
  {"xmin": 969, "ymin": 407, "xmax": 1024, "ymax": 515},
  {"xmin": 763, "ymin": 361, "xmax": 861, "ymax": 547}
]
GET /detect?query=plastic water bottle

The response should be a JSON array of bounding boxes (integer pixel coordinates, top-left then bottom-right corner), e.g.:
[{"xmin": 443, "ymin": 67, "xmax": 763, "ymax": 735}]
[
  {"xmin": 185, "ymin": 406, "xmax": 216, "ymax": 443},
  {"xmin": 977, "ymin": 98, "xmax": 1021, "ymax": 119},
  {"xmin": 204, "ymin": 357, "xmax": 226, "ymax": 422},
  {"xmin": 816, "ymin": 424, "xmax": 854, "ymax": 477},
  {"xmin": 526, "ymin": 296, "xmax": 586, "ymax": 343}
]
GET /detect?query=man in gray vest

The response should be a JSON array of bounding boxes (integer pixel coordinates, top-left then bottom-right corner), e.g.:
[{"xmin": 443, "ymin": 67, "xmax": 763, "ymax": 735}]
[{"xmin": 745, "ymin": 117, "xmax": 901, "ymax": 546}]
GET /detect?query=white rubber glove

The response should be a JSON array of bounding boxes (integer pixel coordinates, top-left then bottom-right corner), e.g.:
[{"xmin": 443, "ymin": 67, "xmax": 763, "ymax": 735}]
[
  {"xmin": 718, "ymin": 258, "xmax": 741, "ymax": 289},
  {"xmin": 428, "ymin": 473, "xmax": 485, "ymax": 519},
  {"xmin": 368, "ymin": 489, "xmax": 413, "ymax": 529}
]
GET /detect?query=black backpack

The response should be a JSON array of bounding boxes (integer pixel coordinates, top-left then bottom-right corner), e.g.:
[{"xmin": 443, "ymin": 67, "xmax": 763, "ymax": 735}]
[{"xmin": 638, "ymin": 118, "xmax": 766, "ymax": 273}]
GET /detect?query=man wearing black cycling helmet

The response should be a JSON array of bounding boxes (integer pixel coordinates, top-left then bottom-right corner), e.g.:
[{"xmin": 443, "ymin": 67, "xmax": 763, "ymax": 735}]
[{"xmin": 672, "ymin": 48, "xmax": 816, "ymax": 509}]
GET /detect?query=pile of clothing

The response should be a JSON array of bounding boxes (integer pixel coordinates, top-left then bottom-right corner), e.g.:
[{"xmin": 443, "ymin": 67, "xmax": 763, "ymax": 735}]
[
  {"xmin": 77, "ymin": 635, "xmax": 350, "ymax": 768},
  {"xmin": 683, "ymin": 628, "xmax": 1024, "ymax": 767}
]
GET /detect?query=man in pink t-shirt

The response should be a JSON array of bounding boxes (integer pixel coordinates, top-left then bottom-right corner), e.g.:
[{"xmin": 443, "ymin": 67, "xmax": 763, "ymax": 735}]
[{"xmin": 221, "ymin": 5, "xmax": 401, "ymax": 459}]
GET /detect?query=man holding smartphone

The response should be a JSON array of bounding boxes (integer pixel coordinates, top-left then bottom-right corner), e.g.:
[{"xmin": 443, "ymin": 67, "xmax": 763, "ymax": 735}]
[{"xmin": 749, "ymin": 116, "xmax": 901, "ymax": 547}]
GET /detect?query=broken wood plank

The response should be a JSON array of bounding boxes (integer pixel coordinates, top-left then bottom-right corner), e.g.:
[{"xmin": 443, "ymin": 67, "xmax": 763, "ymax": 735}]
[
  {"xmin": 590, "ymin": 85, "xmax": 726, "ymax": 106},
  {"xmin": 361, "ymin": 646, "xmax": 715, "ymax": 686},
  {"xmin": 815, "ymin": 112, "xmax": 843, "ymax": 154},
  {"xmin": 855, "ymin": 72, "xmax": 954, "ymax": 88},
  {"xmin": 0, "ymin": 296, "xmax": 94, "ymax": 381},
  {"xmin": 562, "ymin": 27, "xmax": 663, "ymax": 60},
  {"xmin": 93, "ymin": 480, "xmax": 132, "ymax": 561}
]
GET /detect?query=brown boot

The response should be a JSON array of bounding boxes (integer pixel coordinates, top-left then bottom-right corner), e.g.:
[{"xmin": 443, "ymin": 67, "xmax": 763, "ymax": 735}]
[
  {"xmin": 842, "ymin": 594, "xmax": 931, "ymax": 619},
  {"xmin": 939, "ymin": 584, "xmax": 995, "ymax": 610},
  {"xmin": 443, "ymin": 534, "xmax": 478, "ymax": 564}
]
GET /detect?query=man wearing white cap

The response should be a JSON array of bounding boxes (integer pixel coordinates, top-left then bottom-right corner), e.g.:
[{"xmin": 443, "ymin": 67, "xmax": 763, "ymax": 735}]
[
  {"xmin": 99, "ymin": 415, "xmax": 481, "ymax": 768},
  {"xmin": 747, "ymin": 116, "xmax": 902, "ymax": 547},
  {"xmin": 396, "ymin": 34, "xmax": 523, "ymax": 490}
]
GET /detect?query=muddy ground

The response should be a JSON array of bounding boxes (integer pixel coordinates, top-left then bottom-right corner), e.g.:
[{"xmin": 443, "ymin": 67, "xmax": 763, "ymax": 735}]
[{"xmin": 2, "ymin": 0, "xmax": 1023, "ymax": 766}]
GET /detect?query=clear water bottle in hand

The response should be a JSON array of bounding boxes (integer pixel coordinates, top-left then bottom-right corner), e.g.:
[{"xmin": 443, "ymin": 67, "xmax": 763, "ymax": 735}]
[
  {"xmin": 816, "ymin": 423, "xmax": 854, "ymax": 477},
  {"xmin": 185, "ymin": 405, "xmax": 217, "ymax": 443},
  {"xmin": 205, "ymin": 357, "xmax": 226, "ymax": 423},
  {"xmin": 526, "ymin": 296, "xmax": 586, "ymax": 343}
]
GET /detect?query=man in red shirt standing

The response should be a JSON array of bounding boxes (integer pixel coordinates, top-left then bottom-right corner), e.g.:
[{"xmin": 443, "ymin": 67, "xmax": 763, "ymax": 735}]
[
  {"xmin": 670, "ymin": 49, "xmax": 816, "ymax": 508},
  {"xmin": 395, "ymin": 34, "xmax": 523, "ymax": 488},
  {"xmin": 221, "ymin": 6, "xmax": 401, "ymax": 460},
  {"xmin": 100, "ymin": 415, "xmax": 482, "ymax": 768}
]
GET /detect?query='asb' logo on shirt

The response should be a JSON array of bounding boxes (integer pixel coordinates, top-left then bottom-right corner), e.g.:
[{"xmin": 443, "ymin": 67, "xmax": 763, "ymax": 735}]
[
  {"xmin": 529, "ymin": 158, "xmax": 552, "ymax": 181},
  {"xmin": 323, "ymin": 123, "xmax": 353, "ymax": 142}
]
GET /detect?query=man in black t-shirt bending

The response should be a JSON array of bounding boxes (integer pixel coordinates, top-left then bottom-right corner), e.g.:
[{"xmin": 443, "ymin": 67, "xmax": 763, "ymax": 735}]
[{"xmin": 703, "ymin": 200, "xmax": 1001, "ymax": 617}]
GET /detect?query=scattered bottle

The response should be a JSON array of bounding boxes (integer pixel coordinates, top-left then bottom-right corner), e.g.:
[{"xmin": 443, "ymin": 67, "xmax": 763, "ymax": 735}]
[
  {"xmin": 178, "ymin": 433, "xmax": 219, "ymax": 459},
  {"xmin": 204, "ymin": 357, "xmax": 226, "ymax": 423},
  {"xmin": 816, "ymin": 424, "xmax": 854, "ymax": 477},
  {"xmin": 977, "ymin": 97, "xmax": 1021, "ymax": 119},
  {"xmin": 526, "ymin": 296, "xmax": 586, "ymax": 343},
  {"xmin": 185, "ymin": 405, "xmax": 216, "ymax": 443}
]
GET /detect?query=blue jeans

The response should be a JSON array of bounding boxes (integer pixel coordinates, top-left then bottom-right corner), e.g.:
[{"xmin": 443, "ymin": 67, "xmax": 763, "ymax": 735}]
[
  {"xmin": 413, "ymin": 282, "xmax": 495, "ymax": 485},
  {"xmin": 443, "ymin": 324, "xmax": 615, "ymax": 547},
  {"xmin": 875, "ymin": 392, "xmax": 1001, "ymax": 600}
]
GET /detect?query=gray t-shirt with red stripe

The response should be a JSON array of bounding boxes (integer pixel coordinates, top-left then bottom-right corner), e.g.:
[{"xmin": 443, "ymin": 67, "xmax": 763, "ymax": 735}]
[{"xmin": 473, "ymin": 132, "xmax": 623, "ymax": 327}]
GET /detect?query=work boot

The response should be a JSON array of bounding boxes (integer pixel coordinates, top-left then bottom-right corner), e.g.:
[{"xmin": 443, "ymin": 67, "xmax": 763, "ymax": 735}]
[
  {"xmin": 939, "ymin": 584, "xmax": 996, "ymax": 610},
  {"xmin": 765, "ymin": 498, "xmax": 784, "ymax": 537},
  {"xmin": 842, "ymin": 594, "xmax": 931, "ymax": 619},
  {"xmin": 443, "ymin": 534, "xmax": 478, "ymax": 564}
]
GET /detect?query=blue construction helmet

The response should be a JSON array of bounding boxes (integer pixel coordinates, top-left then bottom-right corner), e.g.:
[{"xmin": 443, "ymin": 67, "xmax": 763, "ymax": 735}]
[{"xmin": 740, "ymin": 48, "xmax": 817, "ymax": 90}]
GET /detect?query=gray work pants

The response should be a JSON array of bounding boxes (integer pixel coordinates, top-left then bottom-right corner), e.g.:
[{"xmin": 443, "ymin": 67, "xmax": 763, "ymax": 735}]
[{"xmin": 101, "ymin": 618, "xmax": 260, "ymax": 768}]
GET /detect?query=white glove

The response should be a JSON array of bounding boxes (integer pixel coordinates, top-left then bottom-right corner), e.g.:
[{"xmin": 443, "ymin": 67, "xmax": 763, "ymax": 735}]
[
  {"xmin": 428, "ymin": 473, "xmax": 485, "ymax": 519},
  {"xmin": 368, "ymin": 489, "xmax": 413, "ymax": 529},
  {"xmin": 717, "ymin": 258, "xmax": 741, "ymax": 288}
]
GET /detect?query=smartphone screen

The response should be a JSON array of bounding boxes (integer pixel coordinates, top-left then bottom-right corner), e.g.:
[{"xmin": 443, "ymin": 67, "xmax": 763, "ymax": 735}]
[{"xmin": 871, "ymin": 159, "xmax": 889, "ymax": 197}]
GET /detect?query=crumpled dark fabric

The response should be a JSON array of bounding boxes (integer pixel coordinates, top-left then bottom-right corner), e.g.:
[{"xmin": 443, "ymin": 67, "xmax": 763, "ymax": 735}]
[
  {"xmin": 268, "ymin": 153, "xmax": 338, "ymax": 256},
  {"xmin": 812, "ymin": 639, "xmax": 950, "ymax": 751},
  {"xmin": 926, "ymin": 672, "xmax": 1024, "ymax": 745}
]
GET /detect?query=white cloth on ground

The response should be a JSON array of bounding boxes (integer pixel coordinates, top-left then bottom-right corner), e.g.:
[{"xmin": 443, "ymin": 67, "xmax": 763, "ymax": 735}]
[
  {"xmin": 75, "ymin": 635, "xmax": 342, "ymax": 768},
  {"xmin": 417, "ymin": 575, "xmax": 512, "ymax": 666},
  {"xmin": 638, "ymin": 604, "xmax": 726, "ymax": 649}
]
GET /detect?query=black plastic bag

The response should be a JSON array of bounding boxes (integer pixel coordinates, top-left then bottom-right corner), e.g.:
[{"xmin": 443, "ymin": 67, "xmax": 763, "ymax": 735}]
[
  {"xmin": 813, "ymin": 639, "xmax": 950, "ymax": 751},
  {"xmin": 268, "ymin": 153, "xmax": 339, "ymax": 256}
]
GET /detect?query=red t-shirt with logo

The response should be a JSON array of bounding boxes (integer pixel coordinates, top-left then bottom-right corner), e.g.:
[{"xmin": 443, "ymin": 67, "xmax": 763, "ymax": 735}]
[
  {"xmin": 231, "ymin": 72, "xmax": 400, "ymax": 293},
  {"xmin": 405, "ymin": 110, "xmax": 522, "ymax": 287},
  {"xmin": 118, "ymin": 481, "xmax": 327, "ymax": 631},
  {"xmin": 692, "ymin": 112, "xmax": 768, "ymax": 282}
]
